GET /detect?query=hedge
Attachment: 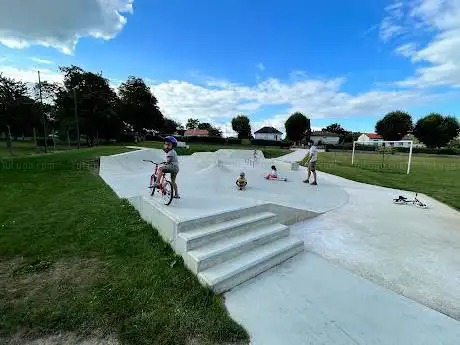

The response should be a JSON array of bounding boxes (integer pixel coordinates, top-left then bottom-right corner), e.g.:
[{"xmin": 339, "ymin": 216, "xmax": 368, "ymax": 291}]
[
  {"xmin": 144, "ymin": 135, "xmax": 243, "ymax": 145},
  {"xmin": 251, "ymin": 139, "xmax": 282, "ymax": 147},
  {"xmin": 325, "ymin": 144, "xmax": 460, "ymax": 155}
]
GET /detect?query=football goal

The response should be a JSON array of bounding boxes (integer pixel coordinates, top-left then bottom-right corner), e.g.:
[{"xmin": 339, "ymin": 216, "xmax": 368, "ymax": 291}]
[{"xmin": 352, "ymin": 140, "xmax": 414, "ymax": 174}]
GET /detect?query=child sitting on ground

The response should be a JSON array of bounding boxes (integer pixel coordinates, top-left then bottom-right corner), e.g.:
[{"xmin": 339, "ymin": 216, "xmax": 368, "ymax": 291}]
[
  {"xmin": 151, "ymin": 136, "xmax": 180, "ymax": 199},
  {"xmin": 236, "ymin": 172, "xmax": 247, "ymax": 190},
  {"xmin": 265, "ymin": 165, "xmax": 278, "ymax": 180}
]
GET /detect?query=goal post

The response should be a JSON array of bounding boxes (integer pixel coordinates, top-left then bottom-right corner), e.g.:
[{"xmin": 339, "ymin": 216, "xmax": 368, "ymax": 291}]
[{"xmin": 352, "ymin": 140, "xmax": 414, "ymax": 174}]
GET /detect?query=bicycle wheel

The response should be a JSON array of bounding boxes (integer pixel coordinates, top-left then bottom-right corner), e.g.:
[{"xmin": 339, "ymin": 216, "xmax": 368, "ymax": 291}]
[
  {"xmin": 150, "ymin": 176, "xmax": 156, "ymax": 196},
  {"xmin": 161, "ymin": 181, "xmax": 174, "ymax": 206},
  {"xmin": 415, "ymin": 200, "xmax": 428, "ymax": 209},
  {"xmin": 393, "ymin": 199, "xmax": 406, "ymax": 205}
]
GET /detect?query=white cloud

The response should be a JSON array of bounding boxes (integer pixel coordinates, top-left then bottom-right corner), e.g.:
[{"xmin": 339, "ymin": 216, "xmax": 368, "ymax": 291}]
[
  {"xmin": 150, "ymin": 73, "xmax": 440, "ymax": 128},
  {"xmin": 0, "ymin": 64, "xmax": 62, "ymax": 84},
  {"xmin": 0, "ymin": 0, "xmax": 133, "ymax": 54},
  {"xmin": 1, "ymin": 63, "xmax": 447, "ymax": 132},
  {"xmin": 381, "ymin": 0, "xmax": 460, "ymax": 88},
  {"xmin": 379, "ymin": 1, "xmax": 407, "ymax": 41},
  {"xmin": 30, "ymin": 57, "xmax": 54, "ymax": 65},
  {"xmin": 395, "ymin": 43, "xmax": 417, "ymax": 57},
  {"xmin": 256, "ymin": 63, "xmax": 265, "ymax": 71}
]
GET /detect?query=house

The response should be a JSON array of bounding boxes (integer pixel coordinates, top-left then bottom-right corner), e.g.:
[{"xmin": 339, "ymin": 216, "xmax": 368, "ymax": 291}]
[
  {"xmin": 357, "ymin": 133, "xmax": 384, "ymax": 145},
  {"xmin": 184, "ymin": 129, "xmax": 209, "ymax": 137},
  {"xmin": 254, "ymin": 126, "xmax": 283, "ymax": 141},
  {"xmin": 310, "ymin": 131, "xmax": 340, "ymax": 145}
]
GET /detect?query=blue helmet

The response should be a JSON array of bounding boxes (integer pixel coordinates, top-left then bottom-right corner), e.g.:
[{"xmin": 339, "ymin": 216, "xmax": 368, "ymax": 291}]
[{"xmin": 164, "ymin": 136, "xmax": 177, "ymax": 147}]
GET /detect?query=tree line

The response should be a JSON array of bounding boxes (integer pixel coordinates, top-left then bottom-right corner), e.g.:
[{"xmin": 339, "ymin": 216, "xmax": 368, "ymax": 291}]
[
  {"xmin": 2, "ymin": 65, "xmax": 458, "ymax": 151},
  {"xmin": 0, "ymin": 65, "xmax": 180, "ymax": 151}
]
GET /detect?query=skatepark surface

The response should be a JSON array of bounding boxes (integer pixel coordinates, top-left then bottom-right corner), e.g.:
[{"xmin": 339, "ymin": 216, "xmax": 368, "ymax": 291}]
[
  {"xmin": 100, "ymin": 147, "xmax": 349, "ymax": 220},
  {"xmin": 100, "ymin": 147, "xmax": 460, "ymax": 344}
]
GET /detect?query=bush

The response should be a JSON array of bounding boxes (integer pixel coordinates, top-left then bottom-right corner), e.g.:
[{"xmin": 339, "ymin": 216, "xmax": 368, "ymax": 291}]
[
  {"xmin": 394, "ymin": 147, "xmax": 460, "ymax": 155},
  {"xmin": 251, "ymin": 139, "xmax": 282, "ymax": 147},
  {"xmin": 325, "ymin": 143, "xmax": 460, "ymax": 155},
  {"xmin": 37, "ymin": 138, "xmax": 55, "ymax": 147},
  {"xmin": 144, "ymin": 134, "xmax": 164, "ymax": 142},
  {"xmin": 184, "ymin": 136, "xmax": 227, "ymax": 144},
  {"xmin": 227, "ymin": 138, "xmax": 242, "ymax": 145},
  {"xmin": 325, "ymin": 144, "xmax": 375, "ymax": 152}
]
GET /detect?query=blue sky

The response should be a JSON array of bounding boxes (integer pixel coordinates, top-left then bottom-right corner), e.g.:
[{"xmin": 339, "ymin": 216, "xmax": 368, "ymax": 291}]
[{"xmin": 1, "ymin": 0, "xmax": 460, "ymax": 135}]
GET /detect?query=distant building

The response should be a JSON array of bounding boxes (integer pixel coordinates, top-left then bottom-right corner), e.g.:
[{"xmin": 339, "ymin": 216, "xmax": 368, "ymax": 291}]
[
  {"xmin": 357, "ymin": 133, "xmax": 424, "ymax": 148},
  {"xmin": 254, "ymin": 126, "xmax": 283, "ymax": 141},
  {"xmin": 357, "ymin": 133, "xmax": 384, "ymax": 145},
  {"xmin": 184, "ymin": 129, "xmax": 209, "ymax": 137},
  {"xmin": 310, "ymin": 131, "xmax": 340, "ymax": 145}
]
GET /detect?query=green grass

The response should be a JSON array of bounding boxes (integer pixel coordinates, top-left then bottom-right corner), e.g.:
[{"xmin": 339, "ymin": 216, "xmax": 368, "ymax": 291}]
[
  {"xmin": 0, "ymin": 147, "xmax": 248, "ymax": 345},
  {"xmin": 1, "ymin": 140, "xmax": 290, "ymax": 159},
  {"xmin": 306, "ymin": 151, "xmax": 460, "ymax": 210}
]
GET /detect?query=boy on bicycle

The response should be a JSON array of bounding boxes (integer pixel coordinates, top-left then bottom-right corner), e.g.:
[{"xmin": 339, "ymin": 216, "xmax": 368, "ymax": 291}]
[{"xmin": 152, "ymin": 136, "xmax": 180, "ymax": 199}]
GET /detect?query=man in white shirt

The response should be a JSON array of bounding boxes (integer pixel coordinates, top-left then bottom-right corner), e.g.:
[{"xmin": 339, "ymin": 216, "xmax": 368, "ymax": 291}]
[{"xmin": 303, "ymin": 140, "xmax": 318, "ymax": 185}]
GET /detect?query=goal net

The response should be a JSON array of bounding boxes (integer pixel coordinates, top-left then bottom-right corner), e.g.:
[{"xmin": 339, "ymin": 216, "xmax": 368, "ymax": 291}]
[{"xmin": 352, "ymin": 140, "xmax": 413, "ymax": 174}]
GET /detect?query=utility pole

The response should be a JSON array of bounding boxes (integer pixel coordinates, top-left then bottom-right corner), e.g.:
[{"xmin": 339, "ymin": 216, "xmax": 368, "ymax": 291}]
[
  {"xmin": 73, "ymin": 87, "xmax": 80, "ymax": 149},
  {"xmin": 37, "ymin": 70, "xmax": 48, "ymax": 153}
]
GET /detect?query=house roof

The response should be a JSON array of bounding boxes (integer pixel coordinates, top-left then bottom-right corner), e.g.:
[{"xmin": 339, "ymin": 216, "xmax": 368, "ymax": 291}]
[
  {"xmin": 310, "ymin": 131, "xmax": 340, "ymax": 137},
  {"xmin": 254, "ymin": 126, "xmax": 283, "ymax": 134},
  {"xmin": 365, "ymin": 133, "xmax": 383, "ymax": 139},
  {"xmin": 184, "ymin": 129, "xmax": 209, "ymax": 136}
]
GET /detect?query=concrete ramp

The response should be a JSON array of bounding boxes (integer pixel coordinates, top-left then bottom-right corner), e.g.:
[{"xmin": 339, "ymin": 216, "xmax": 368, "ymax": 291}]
[{"xmin": 100, "ymin": 147, "xmax": 347, "ymax": 291}]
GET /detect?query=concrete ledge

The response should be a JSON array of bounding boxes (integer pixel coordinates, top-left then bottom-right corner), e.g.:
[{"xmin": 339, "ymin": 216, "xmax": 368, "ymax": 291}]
[{"xmin": 128, "ymin": 195, "xmax": 317, "ymax": 257}]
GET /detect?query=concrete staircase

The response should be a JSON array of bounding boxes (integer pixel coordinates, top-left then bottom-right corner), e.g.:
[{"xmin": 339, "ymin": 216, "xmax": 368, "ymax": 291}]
[{"xmin": 176, "ymin": 209, "xmax": 304, "ymax": 293}]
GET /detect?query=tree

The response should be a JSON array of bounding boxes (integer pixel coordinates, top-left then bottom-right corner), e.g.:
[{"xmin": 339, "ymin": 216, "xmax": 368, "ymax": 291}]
[
  {"xmin": 162, "ymin": 118, "xmax": 179, "ymax": 134},
  {"xmin": 198, "ymin": 122, "xmax": 222, "ymax": 137},
  {"xmin": 322, "ymin": 123, "xmax": 349, "ymax": 143},
  {"xmin": 55, "ymin": 65, "xmax": 121, "ymax": 145},
  {"xmin": 231, "ymin": 114, "xmax": 252, "ymax": 139},
  {"xmin": 0, "ymin": 74, "xmax": 40, "ymax": 152},
  {"xmin": 322, "ymin": 123, "xmax": 347, "ymax": 136},
  {"xmin": 186, "ymin": 118, "xmax": 200, "ymax": 129},
  {"xmin": 413, "ymin": 113, "xmax": 460, "ymax": 148},
  {"xmin": 118, "ymin": 76, "xmax": 164, "ymax": 133},
  {"xmin": 375, "ymin": 111, "xmax": 413, "ymax": 141},
  {"xmin": 285, "ymin": 112, "xmax": 310, "ymax": 143}
]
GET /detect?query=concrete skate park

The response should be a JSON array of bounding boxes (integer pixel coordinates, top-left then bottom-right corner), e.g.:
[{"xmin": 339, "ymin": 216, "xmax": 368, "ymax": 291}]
[{"xmin": 100, "ymin": 147, "xmax": 460, "ymax": 344}]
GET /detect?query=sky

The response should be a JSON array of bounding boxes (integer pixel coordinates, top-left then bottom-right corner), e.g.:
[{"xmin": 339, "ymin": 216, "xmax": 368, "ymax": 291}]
[{"xmin": 1, "ymin": 0, "xmax": 460, "ymax": 136}]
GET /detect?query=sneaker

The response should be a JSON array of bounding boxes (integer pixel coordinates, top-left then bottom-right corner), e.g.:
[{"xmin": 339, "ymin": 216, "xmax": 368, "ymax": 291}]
[
  {"xmin": 173, "ymin": 195, "xmax": 181, "ymax": 199},
  {"xmin": 303, "ymin": 180, "xmax": 310, "ymax": 184},
  {"xmin": 310, "ymin": 182, "xmax": 318, "ymax": 185}
]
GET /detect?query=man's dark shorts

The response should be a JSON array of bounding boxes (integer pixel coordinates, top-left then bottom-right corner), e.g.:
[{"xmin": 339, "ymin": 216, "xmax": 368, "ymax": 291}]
[{"xmin": 308, "ymin": 161, "xmax": 317, "ymax": 171}]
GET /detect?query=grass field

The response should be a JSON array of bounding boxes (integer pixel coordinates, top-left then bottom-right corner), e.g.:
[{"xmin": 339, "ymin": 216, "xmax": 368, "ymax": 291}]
[
  {"xmin": 310, "ymin": 150, "xmax": 460, "ymax": 210},
  {"xmin": 0, "ymin": 140, "xmax": 290, "ymax": 159},
  {"xmin": 0, "ymin": 147, "xmax": 248, "ymax": 345}
]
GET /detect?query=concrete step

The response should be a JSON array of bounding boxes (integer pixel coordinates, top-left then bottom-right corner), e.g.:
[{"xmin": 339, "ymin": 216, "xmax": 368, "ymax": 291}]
[
  {"xmin": 186, "ymin": 223, "xmax": 289, "ymax": 273},
  {"xmin": 176, "ymin": 212, "xmax": 277, "ymax": 254},
  {"xmin": 198, "ymin": 237, "xmax": 304, "ymax": 294},
  {"xmin": 177, "ymin": 204, "xmax": 271, "ymax": 232}
]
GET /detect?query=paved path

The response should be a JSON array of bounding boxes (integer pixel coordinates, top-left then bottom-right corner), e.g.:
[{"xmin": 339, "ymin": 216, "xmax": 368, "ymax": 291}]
[
  {"xmin": 225, "ymin": 166, "xmax": 460, "ymax": 345},
  {"xmin": 226, "ymin": 251, "xmax": 460, "ymax": 345}
]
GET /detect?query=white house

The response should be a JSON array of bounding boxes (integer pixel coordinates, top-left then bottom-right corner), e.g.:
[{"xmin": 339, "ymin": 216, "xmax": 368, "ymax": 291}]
[
  {"xmin": 310, "ymin": 131, "xmax": 340, "ymax": 145},
  {"xmin": 357, "ymin": 133, "xmax": 384, "ymax": 145},
  {"xmin": 254, "ymin": 126, "xmax": 283, "ymax": 141}
]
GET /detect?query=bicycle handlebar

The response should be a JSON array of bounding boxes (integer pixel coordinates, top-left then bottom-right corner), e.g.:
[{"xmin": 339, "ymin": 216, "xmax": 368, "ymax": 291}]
[{"xmin": 142, "ymin": 160, "xmax": 166, "ymax": 165}]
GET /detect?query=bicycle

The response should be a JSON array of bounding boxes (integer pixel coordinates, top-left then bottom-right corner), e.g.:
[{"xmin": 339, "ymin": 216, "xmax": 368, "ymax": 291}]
[
  {"xmin": 143, "ymin": 160, "xmax": 174, "ymax": 206},
  {"xmin": 393, "ymin": 193, "xmax": 428, "ymax": 209}
]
